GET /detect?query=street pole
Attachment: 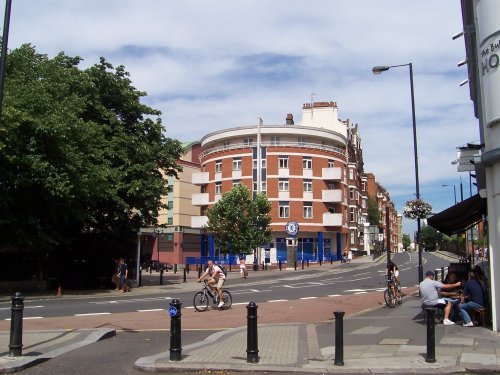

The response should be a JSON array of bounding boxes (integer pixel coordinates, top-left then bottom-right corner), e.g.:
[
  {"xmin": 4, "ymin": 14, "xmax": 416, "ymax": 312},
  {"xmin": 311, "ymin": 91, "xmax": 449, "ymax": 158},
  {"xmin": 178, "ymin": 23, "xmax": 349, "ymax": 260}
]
[
  {"xmin": 0, "ymin": 0, "xmax": 12, "ymax": 121},
  {"xmin": 372, "ymin": 62, "xmax": 422, "ymax": 283}
]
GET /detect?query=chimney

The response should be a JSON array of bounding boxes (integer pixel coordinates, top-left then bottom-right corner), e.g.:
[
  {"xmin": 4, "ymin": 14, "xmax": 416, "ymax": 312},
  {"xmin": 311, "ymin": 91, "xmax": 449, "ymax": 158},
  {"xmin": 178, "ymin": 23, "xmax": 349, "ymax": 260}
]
[{"xmin": 286, "ymin": 113, "xmax": 294, "ymax": 125}]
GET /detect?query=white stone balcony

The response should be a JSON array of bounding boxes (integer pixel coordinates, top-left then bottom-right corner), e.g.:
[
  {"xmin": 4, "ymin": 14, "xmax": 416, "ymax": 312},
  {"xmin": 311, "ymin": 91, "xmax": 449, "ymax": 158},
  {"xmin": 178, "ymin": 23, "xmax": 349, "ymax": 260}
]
[
  {"xmin": 322, "ymin": 189, "xmax": 342, "ymax": 203},
  {"xmin": 322, "ymin": 213, "xmax": 343, "ymax": 226},
  {"xmin": 322, "ymin": 167, "xmax": 342, "ymax": 181},
  {"xmin": 191, "ymin": 216, "xmax": 208, "ymax": 228},
  {"xmin": 192, "ymin": 172, "xmax": 209, "ymax": 185},
  {"xmin": 192, "ymin": 193, "xmax": 209, "ymax": 206}
]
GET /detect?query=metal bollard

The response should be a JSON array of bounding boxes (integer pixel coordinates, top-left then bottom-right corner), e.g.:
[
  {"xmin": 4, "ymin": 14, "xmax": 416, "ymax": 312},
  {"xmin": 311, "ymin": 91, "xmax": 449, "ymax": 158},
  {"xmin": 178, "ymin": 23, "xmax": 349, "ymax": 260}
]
[
  {"xmin": 261, "ymin": 262, "xmax": 264, "ymax": 271},
  {"xmin": 294, "ymin": 260, "xmax": 297, "ymax": 270},
  {"xmin": 319, "ymin": 258, "xmax": 322, "ymax": 266},
  {"xmin": 301, "ymin": 260, "xmax": 304, "ymax": 270},
  {"xmin": 169, "ymin": 299, "xmax": 182, "ymax": 361},
  {"xmin": 279, "ymin": 260, "xmax": 282, "ymax": 271},
  {"xmin": 246, "ymin": 302, "xmax": 259, "ymax": 363},
  {"xmin": 174, "ymin": 264, "xmax": 177, "ymax": 274},
  {"xmin": 198, "ymin": 266, "xmax": 202, "ymax": 278},
  {"xmin": 425, "ymin": 308, "xmax": 436, "ymax": 363},
  {"xmin": 186, "ymin": 264, "xmax": 189, "ymax": 274},
  {"xmin": 307, "ymin": 259, "xmax": 309, "ymax": 267},
  {"xmin": 160, "ymin": 269, "xmax": 164, "ymax": 285},
  {"xmin": 139, "ymin": 269, "xmax": 142, "ymax": 287},
  {"xmin": 330, "ymin": 256, "xmax": 333, "ymax": 264},
  {"xmin": 334, "ymin": 311, "xmax": 345, "ymax": 366},
  {"xmin": 9, "ymin": 292, "xmax": 24, "ymax": 357},
  {"xmin": 441, "ymin": 267, "xmax": 445, "ymax": 282},
  {"xmin": 183, "ymin": 268, "xmax": 187, "ymax": 283}
]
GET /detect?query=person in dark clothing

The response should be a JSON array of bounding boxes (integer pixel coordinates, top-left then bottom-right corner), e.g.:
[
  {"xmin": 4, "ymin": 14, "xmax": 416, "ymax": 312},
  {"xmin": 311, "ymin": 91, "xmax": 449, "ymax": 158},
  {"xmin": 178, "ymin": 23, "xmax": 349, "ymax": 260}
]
[
  {"xmin": 458, "ymin": 271, "xmax": 485, "ymax": 327},
  {"xmin": 117, "ymin": 258, "xmax": 129, "ymax": 292}
]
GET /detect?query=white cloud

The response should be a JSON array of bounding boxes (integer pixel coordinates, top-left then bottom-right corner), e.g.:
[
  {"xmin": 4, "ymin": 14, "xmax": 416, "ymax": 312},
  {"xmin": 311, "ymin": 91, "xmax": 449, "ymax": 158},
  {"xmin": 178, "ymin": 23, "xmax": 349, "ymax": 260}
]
[{"xmin": 8, "ymin": 0, "xmax": 478, "ymax": 234}]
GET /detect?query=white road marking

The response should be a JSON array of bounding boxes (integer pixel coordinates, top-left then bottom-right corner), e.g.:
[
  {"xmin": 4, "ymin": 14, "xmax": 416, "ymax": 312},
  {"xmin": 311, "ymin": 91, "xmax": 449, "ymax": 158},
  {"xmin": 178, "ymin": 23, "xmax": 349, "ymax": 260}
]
[
  {"xmin": 74, "ymin": 312, "xmax": 111, "ymax": 317},
  {"xmin": 137, "ymin": 309, "xmax": 164, "ymax": 312},
  {"xmin": 300, "ymin": 297, "xmax": 318, "ymax": 300},
  {"xmin": 0, "ymin": 305, "xmax": 44, "ymax": 311},
  {"xmin": 268, "ymin": 299, "xmax": 288, "ymax": 302},
  {"xmin": 90, "ymin": 297, "xmax": 173, "ymax": 305},
  {"xmin": 354, "ymin": 291, "xmax": 368, "ymax": 294},
  {"xmin": 328, "ymin": 294, "xmax": 342, "ymax": 297},
  {"xmin": 5, "ymin": 317, "xmax": 43, "ymax": 321},
  {"xmin": 344, "ymin": 289, "xmax": 367, "ymax": 292}
]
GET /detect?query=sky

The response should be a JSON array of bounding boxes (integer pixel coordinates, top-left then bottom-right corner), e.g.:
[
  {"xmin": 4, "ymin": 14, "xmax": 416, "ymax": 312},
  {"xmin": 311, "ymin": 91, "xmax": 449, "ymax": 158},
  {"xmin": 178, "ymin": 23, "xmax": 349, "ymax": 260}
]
[{"xmin": 6, "ymin": 0, "xmax": 479, "ymax": 236}]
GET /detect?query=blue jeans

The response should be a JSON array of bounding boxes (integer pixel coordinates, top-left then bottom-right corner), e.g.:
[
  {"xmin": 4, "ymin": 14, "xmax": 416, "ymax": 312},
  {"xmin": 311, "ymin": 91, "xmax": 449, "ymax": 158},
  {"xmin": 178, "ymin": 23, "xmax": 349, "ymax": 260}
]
[{"xmin": 458, "ymin": 301, "xmax": 482, "ymax": 324}]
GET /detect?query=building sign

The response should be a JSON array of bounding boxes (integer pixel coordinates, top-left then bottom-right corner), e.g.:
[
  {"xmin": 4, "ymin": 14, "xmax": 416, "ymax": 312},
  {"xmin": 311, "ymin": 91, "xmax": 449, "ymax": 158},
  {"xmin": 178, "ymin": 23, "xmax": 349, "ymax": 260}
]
[
  {"xmin": 477, "ymin": 0, "xmax": 500, "ymax": 128},
  {"xmin": 456, "ymin": 148, "xmax": 479, "ymax": 172}
]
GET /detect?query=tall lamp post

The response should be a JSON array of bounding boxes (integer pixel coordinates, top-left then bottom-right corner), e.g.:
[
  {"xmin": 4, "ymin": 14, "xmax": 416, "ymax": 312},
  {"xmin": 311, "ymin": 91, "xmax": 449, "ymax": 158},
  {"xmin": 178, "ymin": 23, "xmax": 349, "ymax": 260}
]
[
  {"xmin": 441, "ymin": 184, "xmax": 457, "ymax": 204},
  {"xmin": 372, "ymin": 63, "xmax": 423, "ymax": 284}
]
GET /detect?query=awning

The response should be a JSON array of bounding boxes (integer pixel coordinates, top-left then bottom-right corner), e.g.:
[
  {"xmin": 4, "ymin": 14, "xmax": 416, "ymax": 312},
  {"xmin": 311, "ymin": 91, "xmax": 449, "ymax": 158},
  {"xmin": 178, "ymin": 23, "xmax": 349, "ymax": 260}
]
[{"xmin": 427, "ymin": 194, "xmax": 487, "ymax": 236}]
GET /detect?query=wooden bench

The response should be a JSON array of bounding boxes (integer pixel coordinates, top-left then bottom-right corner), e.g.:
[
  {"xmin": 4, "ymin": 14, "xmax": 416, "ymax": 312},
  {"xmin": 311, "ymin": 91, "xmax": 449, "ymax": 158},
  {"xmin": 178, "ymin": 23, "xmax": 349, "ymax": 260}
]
[{"xmin": 472, "ymin": 307, "xmax": 488, "ymax": 327}]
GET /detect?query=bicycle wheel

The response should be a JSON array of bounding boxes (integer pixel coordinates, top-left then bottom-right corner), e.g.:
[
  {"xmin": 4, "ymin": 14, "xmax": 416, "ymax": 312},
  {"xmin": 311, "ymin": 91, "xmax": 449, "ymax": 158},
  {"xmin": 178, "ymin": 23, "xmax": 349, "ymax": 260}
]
[
  {"xmin": 397, "ymin": 292, "xmax": 403, "ymax": 305},
  {"xmin": 384, "ymin": 289, "xmax": 396, "ymax": 308},
  {"xmin": 221, "ymin": 290, "xmax": 232, "ymax": 309},
  {"xmin": 193, "ymin": 291, "xmax": 209, "ymax": 312}
]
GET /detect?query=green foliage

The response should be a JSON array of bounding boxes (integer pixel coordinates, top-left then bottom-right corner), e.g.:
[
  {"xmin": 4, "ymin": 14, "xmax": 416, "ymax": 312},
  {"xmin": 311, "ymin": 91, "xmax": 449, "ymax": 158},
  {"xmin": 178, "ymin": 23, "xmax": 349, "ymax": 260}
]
[
  {"xmin": 402, "ymin": 234, "xmax": 411, "ymax": 250},
  {"xmin": 205, "ymin": 184, "xmax": 272, "ymax": 255},
  {"xmin": 420, "ymin": 226, "xmax": 443, "ymax": 251},
  {"xmin": 0, "ymin": 44, "xmax": 183, "ymax": 254},
  {"xmin": 367, "ymin": 196, "xmax": 380, "ymax": 226}
]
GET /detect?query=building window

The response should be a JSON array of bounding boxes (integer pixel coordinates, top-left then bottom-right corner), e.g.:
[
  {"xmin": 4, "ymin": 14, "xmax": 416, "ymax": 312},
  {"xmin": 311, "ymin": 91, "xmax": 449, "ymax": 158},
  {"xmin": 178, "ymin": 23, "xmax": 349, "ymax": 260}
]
[
  {"xmin": 279, "ymin": 156, "xmax": 289, "ymax": 169},
  {"xmin": 349, "ymin": 187, "xmax": 355, "ymax": 200},
  {"xmin": 362, "ymin": 198, "xmax": 367, "ymax": 209},
  {"xmin": 261, "ymin": 181, "xmax": 267, "ymax": 192},
  {"xmin": 278, "ymin": 179, "xmax": 289, "ymax": 192},
  {"xmin": 232, "ymin": 158, "xmax": 242, "ymax": 171},
  {"xmin": 350, "ymin": 231, "xmax": 355, "ymax": 244},
  {"xmin": 349, "ymin": 207, "xmax": 356, "ymax": 222},
  {"xmin": 243, "ymin": 138, "xmax": 253, "ymax": 146},
  {"xmin": 349, "ymin": 168, "xmax": 354, "ymax": 180},
  {"xmin": 270, "ymin": 136, "xmax": 280, "ymax": 145},
  {"xmin": 261, "ymin": 159, "xmax": 266, "ymax": 168},
  {"xmin": 215, "ymin": 182, "xmax": 222, "ymax": 195},
  {"xmin": 167, "ymin": 217, "xmax": 173, "ymax": 225},
  {"xmin": 253, "ymin": 182, "xmax": 257, "ymax": 192},
  {"xmin": 303, "ymin": 202, "xmax": 313, "ymax": 218},
  {"xmin": 361, "ymin": 181, "xmax": 366, "ymax": 191},
  {"xmin": 303, "ymin": 157, "xmax": 312, "ymax": 169},
  {"xmin": 303, "ymin": 180, "xmax": 312, "ymax": 192},
  {"xmin": 298, "ymin": 137, "xmax": 306, "ymax": 146},
  {"xmin": 279, "ymin": 201, "xmax": 290, "ymax": 218},
  {"xmin": 215, "ymin": 160, "xmax": 222, "ymax": 173},
  {"xmin": 328, "ymin": 205, "xmax": 335, "ymax": 213},
  {"xmin": 168, "ymin": 201, "xmax": 173, "ymax": 210},
  {"xmin": 328, "ymin": 159, "xmax": 334, "ymax": 168},
  {"xmin": 233, "ymin": 180, "xmax": 241, "ymax": 188},
  {"xmin": 223, "ymin": 141, "xmax": 230, "ymax": 149}
]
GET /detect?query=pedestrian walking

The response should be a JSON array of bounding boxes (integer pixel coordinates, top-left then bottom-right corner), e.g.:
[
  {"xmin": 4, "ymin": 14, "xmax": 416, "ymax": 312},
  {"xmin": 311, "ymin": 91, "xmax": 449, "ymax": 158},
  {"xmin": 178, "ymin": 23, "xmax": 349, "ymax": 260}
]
[{"xmin": 239, "ymin": 257, "xmax": 247, "ymax": 278}]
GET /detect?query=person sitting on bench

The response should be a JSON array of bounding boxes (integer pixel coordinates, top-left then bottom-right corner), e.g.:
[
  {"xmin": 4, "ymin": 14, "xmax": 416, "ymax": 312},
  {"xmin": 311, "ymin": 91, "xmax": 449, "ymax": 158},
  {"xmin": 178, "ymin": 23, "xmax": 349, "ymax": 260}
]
[{"xmin": 419, "ymin": 270, "xmax": 462, "ymax": 325}]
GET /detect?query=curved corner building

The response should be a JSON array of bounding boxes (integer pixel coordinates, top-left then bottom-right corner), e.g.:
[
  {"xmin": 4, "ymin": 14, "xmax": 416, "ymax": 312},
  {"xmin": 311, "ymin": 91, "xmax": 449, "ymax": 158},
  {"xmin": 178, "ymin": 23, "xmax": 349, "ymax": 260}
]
[{"xmin": 191, "ymin": 101, "xmax": 366, "ymax": 264}]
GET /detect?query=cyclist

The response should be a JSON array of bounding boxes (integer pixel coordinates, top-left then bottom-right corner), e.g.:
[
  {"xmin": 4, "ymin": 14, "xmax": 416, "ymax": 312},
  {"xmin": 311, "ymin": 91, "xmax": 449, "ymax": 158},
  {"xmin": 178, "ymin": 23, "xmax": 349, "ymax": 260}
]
[
  {"xmin": 386, "ymin": 261, "xmax": 400, "ymax": 297},
  {"xmin": 197, "ymin": 260, "xmax": 226, "ymax": 308}
]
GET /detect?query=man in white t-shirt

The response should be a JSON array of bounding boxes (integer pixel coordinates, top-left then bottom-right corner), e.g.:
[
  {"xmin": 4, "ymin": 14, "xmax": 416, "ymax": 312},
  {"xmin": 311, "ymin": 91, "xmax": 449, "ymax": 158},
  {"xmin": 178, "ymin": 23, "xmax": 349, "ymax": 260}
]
[
  {"xmin": 419, "ymin": 270, "xmax": 461, "ymax": 325},
  {"xmin": 198, "ymin": 260, "xmax": 226, "ymax": 308}
]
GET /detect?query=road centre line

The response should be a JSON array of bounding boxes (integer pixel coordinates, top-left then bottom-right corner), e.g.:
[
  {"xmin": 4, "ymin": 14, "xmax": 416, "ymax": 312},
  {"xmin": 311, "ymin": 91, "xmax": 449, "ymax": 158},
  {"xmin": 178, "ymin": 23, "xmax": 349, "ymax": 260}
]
[
  {"xmin": 328, "ymin": 294, "xmax": 342, "ymax": 297},
  {"xmin": 75, "ymin": 312, "xmax": 111, "ymax": 317},
  {"xmin": 268, "ymin": 299, "xmax": 288, "ymax": 302},
  {"xmin": 299, "ymin": 297, "xmax": 318, "ymax": 300}
]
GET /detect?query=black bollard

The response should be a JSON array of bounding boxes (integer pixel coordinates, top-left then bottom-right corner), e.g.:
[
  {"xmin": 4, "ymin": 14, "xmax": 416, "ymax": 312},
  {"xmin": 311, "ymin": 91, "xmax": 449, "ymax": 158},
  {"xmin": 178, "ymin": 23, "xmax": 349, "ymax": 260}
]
[
  {"xmin": 160, "ymin": 269, "xmax": 164, "ymax": 285},
  {"xmin": 186, "ymin": 264, "xmax": 189, "ymax": 274},
  {"xmin": 319, "ymin": 258, "xmax": 322, "ymax": 266},
  {"xmin": 330, "ymin": 256, "xmax": 333, "ymax": 264},
  {"xmin": 183, "ymin": 268, "xmax": 187, "ymax": 283},
  {"xmin": 9, "ymin": 292, "xmax": 24, "ymax": 357},
  {"xmin": 169, "ymin": 299, "xmax": 182, "ymax": 361},
  {"xmin": 139, "ymin": 269, "xmax": 142, "ymax": 287},
  {"xmin": 301, "ymin": 260, "xmax": 304, "ymax": 270},
  {"xmin": 441, "ymin": 267, "xmax": 445, "ymax": 282},
  {"xmin": 307, "ymin": 259, "xmax": 309, "ymax": 267},
  {"xmin": 294, "ymin": 260, "xmax": 297, "ymax": 270},
  {"xmin": 174, "ymin": 264, "xmax": 177, "ymax": 274},
  {"xmin": 425, "ymin": 308, "xmax": 436, "ymax": 363},
  {"xmin": 149, "ymin": 266, "xmax": 152, "ymax": 274},
  {"xmin": 198, "ymin": 266, "xmax": 202, "ymax": 278},
  {"xmin": 246, "ymin": 302, "xmax": 259, "ymax": 363},
  {"xmin": 261, "ymin": 262, "xmax": 264, "ymax": 271},
  {"xmin": 279, "ymin": 260, "xmax": 282, "ymax": 271},
  {"xmin": 334, "ymin": 311, "xmax": 345, "ymax": 366}
]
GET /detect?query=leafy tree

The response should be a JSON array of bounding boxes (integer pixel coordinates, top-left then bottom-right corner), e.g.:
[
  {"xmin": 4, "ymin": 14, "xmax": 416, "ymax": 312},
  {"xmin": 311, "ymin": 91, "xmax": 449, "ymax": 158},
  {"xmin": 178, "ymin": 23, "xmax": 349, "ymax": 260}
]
[
  {"xmin": 205, "ymin": 184, "xmax": 272, "ymax": 255},
  {"xmin": 367, "ymin": 196, "xmax": 380, "ymax": 226},
  {"xmin": 402, "ymin": 234, "xmax": 411, "ymax": 250},
  {"xmin": 420, "ymin": 225, "xmax": 443, "ymax": 251},
  {"xmin": 0, "ymin": 44, "xmax": 183, "ymax": 261}
]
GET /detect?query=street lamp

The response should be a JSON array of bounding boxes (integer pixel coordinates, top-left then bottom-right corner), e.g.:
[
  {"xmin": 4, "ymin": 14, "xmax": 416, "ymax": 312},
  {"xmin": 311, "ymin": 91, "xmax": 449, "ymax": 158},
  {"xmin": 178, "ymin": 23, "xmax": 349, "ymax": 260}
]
[
  {"xmin": 442, "ymin": 184, "xmax": 457, "ymax": 204},
  {"xmin": 153, "ymin": 227, "xmax": 164, "ymax": 263},
  {"xmin": 372, "ymin": 62, "xmax": 423, "ymax": 284}
]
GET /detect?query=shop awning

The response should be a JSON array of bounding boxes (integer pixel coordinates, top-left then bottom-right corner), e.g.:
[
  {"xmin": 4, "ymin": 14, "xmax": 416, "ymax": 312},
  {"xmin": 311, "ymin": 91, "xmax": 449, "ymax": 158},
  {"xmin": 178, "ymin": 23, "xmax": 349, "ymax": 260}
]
[{"xmin": 427, "ymin": 194, "xmax": 487, "ymax": 236}]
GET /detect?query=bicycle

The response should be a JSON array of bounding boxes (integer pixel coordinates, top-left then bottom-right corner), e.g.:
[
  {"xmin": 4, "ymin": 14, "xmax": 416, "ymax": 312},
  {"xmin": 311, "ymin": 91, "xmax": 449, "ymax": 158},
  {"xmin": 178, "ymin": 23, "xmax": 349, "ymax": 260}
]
[
  {"xmin": 383, "ymin": 277, "xmax": 402, "ymax": 308},
  {"xmin": 193, "ymin": 280, "xmax": 232, "ymax": 312}
]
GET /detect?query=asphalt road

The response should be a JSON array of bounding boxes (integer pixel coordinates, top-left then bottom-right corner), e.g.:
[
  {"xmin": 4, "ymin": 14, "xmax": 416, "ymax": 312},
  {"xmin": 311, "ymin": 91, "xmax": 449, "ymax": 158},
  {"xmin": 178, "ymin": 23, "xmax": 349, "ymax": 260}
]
[{"xmin": 1, "ymin": 252, "xmax": 451, "ymax": 323}]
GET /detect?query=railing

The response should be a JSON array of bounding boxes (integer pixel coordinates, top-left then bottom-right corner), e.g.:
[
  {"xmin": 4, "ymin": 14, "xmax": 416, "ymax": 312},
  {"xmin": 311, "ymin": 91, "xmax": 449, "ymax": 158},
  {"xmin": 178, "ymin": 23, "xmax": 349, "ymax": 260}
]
[{"xmin": 199, "ymin": 141, "xmax": 346, "ymax": 161}]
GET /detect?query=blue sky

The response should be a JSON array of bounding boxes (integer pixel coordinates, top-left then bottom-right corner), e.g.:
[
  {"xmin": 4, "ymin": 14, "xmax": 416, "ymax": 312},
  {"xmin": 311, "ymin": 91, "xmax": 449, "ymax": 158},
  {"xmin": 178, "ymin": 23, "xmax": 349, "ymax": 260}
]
[{"xmin": 7, "ymin": 0, "xmax": 479, "ymax": 236}]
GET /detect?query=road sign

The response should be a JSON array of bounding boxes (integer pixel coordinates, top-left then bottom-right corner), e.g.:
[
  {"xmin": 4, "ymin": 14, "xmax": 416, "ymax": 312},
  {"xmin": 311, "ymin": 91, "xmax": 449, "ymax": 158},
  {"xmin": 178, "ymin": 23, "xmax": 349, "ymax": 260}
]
[{"xmin": 168, "ymin": 306, "xmax": 177, "ymax": 317}]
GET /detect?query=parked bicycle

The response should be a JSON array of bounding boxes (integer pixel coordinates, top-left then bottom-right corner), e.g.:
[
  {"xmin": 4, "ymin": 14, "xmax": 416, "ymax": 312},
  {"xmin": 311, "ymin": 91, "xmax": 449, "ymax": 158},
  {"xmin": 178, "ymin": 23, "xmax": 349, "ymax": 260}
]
[
  {"xmin": 383, "ymin": 276, "xmax": 402, "ymax": 308},
  {"xmin": 193, "ymin": 280, "xmax": 232, "ymax": 312}
]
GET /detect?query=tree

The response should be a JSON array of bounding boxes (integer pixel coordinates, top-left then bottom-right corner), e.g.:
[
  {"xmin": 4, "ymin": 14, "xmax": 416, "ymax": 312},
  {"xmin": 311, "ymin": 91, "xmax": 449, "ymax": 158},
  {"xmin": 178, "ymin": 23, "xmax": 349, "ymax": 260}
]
[
  {"xmin": 420, "ymin": 226, "xmax": 443, "ymax": 251},
  {"xmin": 0, "ymin": 44, "xmax": 183, "ymax": 268},
  {"xmin": 402, "ymin": 234, "xmax": 411, "ymax": 250},
  {"xmin": 205, "ymin": 184, "xmax": 272, "ymax": 255},
  {"xmin": 367, "ymin": 196, "xmax": 380, "ymax": 226}
]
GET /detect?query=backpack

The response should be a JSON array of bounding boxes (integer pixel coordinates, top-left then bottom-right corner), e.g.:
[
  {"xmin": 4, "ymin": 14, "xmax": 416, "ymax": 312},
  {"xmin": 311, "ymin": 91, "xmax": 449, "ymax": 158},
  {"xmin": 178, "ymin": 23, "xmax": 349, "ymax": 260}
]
[{"xmin": 219, "ymin": 265, "xmax": 228, "ymax": 277}]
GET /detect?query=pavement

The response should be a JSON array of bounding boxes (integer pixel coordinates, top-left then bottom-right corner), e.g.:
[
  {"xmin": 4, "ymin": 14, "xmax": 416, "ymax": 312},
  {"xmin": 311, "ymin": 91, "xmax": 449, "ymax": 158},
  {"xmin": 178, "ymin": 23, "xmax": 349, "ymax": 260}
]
[{"xmin": 1, "ymin": 251, "xmax": 499, "ymax": 374}]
